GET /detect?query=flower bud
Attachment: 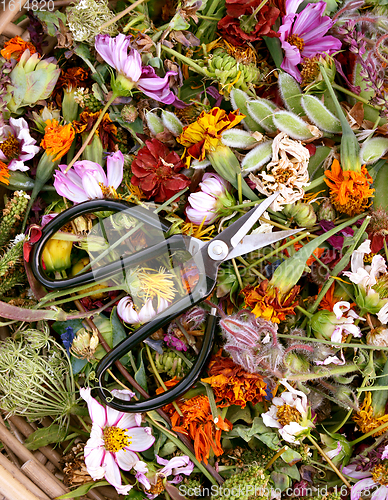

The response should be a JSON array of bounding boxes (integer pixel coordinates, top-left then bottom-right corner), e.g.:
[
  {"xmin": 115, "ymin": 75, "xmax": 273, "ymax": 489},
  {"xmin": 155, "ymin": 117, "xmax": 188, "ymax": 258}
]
[
  {"xmin": 42, "ymin": 236, "xmax": 72, "ymax": 272},
  {"xmin": 320, "ymin": 432, "xmax": 352, "ymax": 466},
  {"xmin": 310, "ymin": 310, "xmax": 337, "ymax": 340},
  {"xmin": 283, "ymin": 201, "xmax": 317, "ymax": 228},
  {"xmin": 71, "ymin": 328, "xmax": 99, "ymax": 361},
  {"xmin": 7, "ymin": 51, "xmax": 60, "ymax": 113},
  {"xmin": 283, "ymin": 352, "xmax": 310, "ymax": 373},
  {"xmin": 317, "ymin": 198, "xmax": 336, "ymax": 221},
  {"xmin": 121, "ymin": 104, "xmax": 138, "ymax": 123},
  {"xmin": 62, "ymin": 89, "xmax": 79, "ymax": 123},
  {"xmin": 111, "ymin": 73, "xmax": 134, "ymax": 97}
]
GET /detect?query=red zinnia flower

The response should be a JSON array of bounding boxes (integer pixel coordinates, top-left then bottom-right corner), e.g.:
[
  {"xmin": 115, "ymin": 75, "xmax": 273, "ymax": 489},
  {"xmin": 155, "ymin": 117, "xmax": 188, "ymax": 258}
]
[
  {"xmin": 131, "ymin": 139, "xmax": 191, "ymax": 202},
  {"xmin": 218, "ymin": 0, "xmax": 281, "ymax": 47}
]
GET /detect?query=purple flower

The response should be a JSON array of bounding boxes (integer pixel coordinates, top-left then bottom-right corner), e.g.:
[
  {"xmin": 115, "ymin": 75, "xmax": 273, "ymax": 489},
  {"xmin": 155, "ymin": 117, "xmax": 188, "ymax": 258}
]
[
  {"xmin": 80, "ymin": 387, "xmax": 155, "ymax": 495},
  {"xmin": 95, "ymin": 34, "xmax": 179, "ymax": 105},
  {"xmin": 319, "ymin": 220, "xmax": 354, "ymax": 249},
  {"xmin": 0, "ymin": 117, "xmax": 40, "ymax": 171},
  {"xmin": 164, "ymin": 333, "xmax": 188, "ymax": 351},
  {"xmin": 53, "ymin": 151, "xmax": 124, "ymax": 203},
  {"xmin": 278, "ymin": 0, "xmax": 342, "ymax": 82},
  {"xmin": 136, "ymin": 455, "xmax": 194, "ymax": 499}
]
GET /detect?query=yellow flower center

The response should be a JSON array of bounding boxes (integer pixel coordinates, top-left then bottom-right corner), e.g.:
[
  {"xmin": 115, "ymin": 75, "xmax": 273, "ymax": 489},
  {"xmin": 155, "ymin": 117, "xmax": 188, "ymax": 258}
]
[
  {"xmin": 149, "ymin": 477, "xmax": 165, "ymax": 496},
  {"xmin": 276, "ymin": 404, "xmax": 301, "ymax": 426},
  {"xmin": 371, "ymin": 463, "xmax": 388, "ymax": 486},
  {"xmin": 0, "ymin": 135, "xmax": 20, "ymax": 160},
  {"xmin": 287, "ymin": 34, "xmax": 305, "ymax": 51},
  {"xmin": 98, "ymin": 182, "xmax": 118, "ymax": 198},
  {"xmin": 273, "ymin": 166, "xmax": 294, "ymax": 184},
  {"xmin": 103, "ymin": 426, "xmax": 131, "ymax": 453}
]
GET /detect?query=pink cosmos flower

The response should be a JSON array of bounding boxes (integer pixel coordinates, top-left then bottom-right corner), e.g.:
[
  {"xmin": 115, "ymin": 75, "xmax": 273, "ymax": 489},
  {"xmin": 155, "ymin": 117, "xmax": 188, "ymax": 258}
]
[
  {"xmin": 80, "ymin": 387, "xmax": 155, "ymax": 495},
  {"xmin": 342, "ymin": 462, "xmax": 388, "ymax": 500},
  {"xmin": 186, "ymin": 173, "xmax": 232, "ymax": 225},
  {"xmin": 278, "ymin": 0, "xmax": 342, "ymax": 82},
  {"xmin": 117, "ymin": 296, "xmax": 169, "ymax": 324},
  {"xmin": 53, "ymin": 151, "xmax": 124, "ymax": 203},
  {"xmin": 136, "ymin": 455, "xmax": 194, "ymax": 499},
  {"xmin": 95, "ymin": 34, "xmax": 179, "ymax": 105},
  {"xmin": 0, "ymin": 117, "xmax": 40, "ymax": 171}
]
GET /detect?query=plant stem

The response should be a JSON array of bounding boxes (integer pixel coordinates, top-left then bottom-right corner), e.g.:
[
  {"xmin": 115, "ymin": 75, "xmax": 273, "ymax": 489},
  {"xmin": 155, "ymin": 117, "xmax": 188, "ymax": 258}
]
[
  {"xmin": 65, "ymin": 93, "xmax": 117, "ymax": 172},
  {"xmin": 99, "ymin": 0, "xmax": 148, "ymax": 30},
  {"xmin": 307, "ymin": 435, "xmax": 351, "ymax": 488},
  {"xmin": 264, "ymin": 446, "xmax": 288, "ymax": 470},
  {"xmin": 146, "ymin": 417, "xmax": 219, "ymax": 486},
  {"xmin": 145, "ymin": 345, "xmax": 183, "ymax": 417},
  {"xmin": 304, "ymin": 175, "xmax": 326, "ymax": 191},
  {"xmin": 332, "ymin": 82, "xmax": 382, "ymax": 110},
  {"xmin": 350, "ymin": 421, "xmax": 388, "ymax": 445},
  {"xmin": 161, "ymin": 46, "xmax": 209, "ymax": 77}
]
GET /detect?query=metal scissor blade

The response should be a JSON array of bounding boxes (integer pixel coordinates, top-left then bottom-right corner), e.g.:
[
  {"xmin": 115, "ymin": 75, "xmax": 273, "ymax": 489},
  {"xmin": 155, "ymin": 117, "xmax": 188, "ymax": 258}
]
[
  {"xmin": 225, "ymin": 228, "xmax": 306, "ymax": 261},
  {"xmin": 229, "ymin": 192, "xmax": 279, "ymax": 248}
]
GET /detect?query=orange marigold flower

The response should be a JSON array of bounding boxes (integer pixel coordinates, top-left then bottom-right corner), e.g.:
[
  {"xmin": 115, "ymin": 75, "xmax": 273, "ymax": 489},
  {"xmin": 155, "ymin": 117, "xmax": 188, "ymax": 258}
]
[
  {"xmin": 242, "ymin": 280, "xmax": 299, "ymax": 323},
  {"xmin": 73, "ymin": 111, "xmax": 117, "ymax": 151},
  {"xmin": 1, "ymin": 36, "xmax": 37, "ymax": 61},
  {"xmin": 201, "ymin": 351, "xmax": 267, "ymax": 408},
  {"xmin": 170, "ymin": 395, "xmax": 232, "ymax": 464},
  {"xmin": 0, "ymin": 160, "xmax": 10, "ymax": 185},
  {"xmin": 324, "ymin": 159, "xmax": 374, "ymax": 216},
  {"xmin": 41, "ymin": 120, "xmax": 75, "ymax": 162},
  {"xmin": 176, "ymin": 107, "xmax": 244, "ymax": 164}
]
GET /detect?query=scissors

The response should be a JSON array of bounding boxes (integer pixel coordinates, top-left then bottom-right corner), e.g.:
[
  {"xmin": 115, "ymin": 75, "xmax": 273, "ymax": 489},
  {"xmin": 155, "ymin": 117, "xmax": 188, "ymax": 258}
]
[{"xmin": 31, "ymin": 193, "xmax": 301, "ymax": 413}]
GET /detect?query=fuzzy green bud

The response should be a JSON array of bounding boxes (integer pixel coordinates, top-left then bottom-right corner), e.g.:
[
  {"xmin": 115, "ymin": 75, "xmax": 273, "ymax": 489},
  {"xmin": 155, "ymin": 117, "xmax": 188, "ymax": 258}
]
[
  {"xmin": 283, "ymin": 352, "xmax": 310, "ymax": 373},
  {"xmin": 62, "ymin": 88, "xmax": 80, "ymax": 123}
]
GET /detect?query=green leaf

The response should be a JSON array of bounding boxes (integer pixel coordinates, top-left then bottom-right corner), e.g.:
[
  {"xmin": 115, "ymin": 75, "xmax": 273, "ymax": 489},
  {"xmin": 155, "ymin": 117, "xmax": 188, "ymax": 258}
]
[
  {"xmin": 280, "ymin": 447, "xmax": 302, "ymax": 465},
  {"xmin": 273, "ymin": 111, "xmax": 316, "ymax": 140},
  {"xmin": 24, "ymin": 425, "xmax": 68, "ymax": 450},
  {"xmin": 255, "ymin": 432, "xmax": 282, "ymax": 450},
  {"xmin": 278, "ymin": 72, "xmax": 304, "ymax": 115},
  {"xmin": 159, "ymin": 440, "xmax": 177, "ymax": 457},
  {"xmin": 227, "ymin": 405, "xmax": 253, "ymax": 424},
  {"xmin": 241, "ymin": 140, "xmax": 273, "ymax": 174},
  {"xmin": 135, "ymin": 347, "xmax": 148, "ymax": 393},
  {"xmin": 111, "ymin": 307, "xmax": 129, "ymax": 365},
  {"xmin": 52, "ymin": 319, "xmax": 84, "ymax": 336},
  {"xmin": 274, "ymin": 462, "xmax": 300, "ymax": 481},
  {"xmin": 73, "ymin": 43, "xmax": 91, "ymax": 60},
  {"xmin": 35, "ymin": 10, "xmax": 66, "ymax": 36},
  {"xmin": 230, "ymin": 88, "xmax": 265, "ymax": 133},
  {"xmin": 270, "ymin": 471, "xmax": 292, "ymax": 492},
  {"xmin": 125, "ymin": 489, "xmax": 147, "ymax": 500},
  {"xmin": 373, "ymin": 162, "xmax": 388, "ymax": 210},
  {"xmin": 302, "ymin": 95, "xmax": 342, "ymax": 133},
  {"xmin": 360, "ymin": 137, "xmax": 388, "ymax": 164},
  {"xmin": 71, "ymin": 356, "xmax": 88, "ymax": 375},
  {"xmin": 57, "ymin": 481, "xmax": 110, "ymax": 499},
  {"xmin": 247, "ymin": 99, "xmax": 277, "ymax": 133}
]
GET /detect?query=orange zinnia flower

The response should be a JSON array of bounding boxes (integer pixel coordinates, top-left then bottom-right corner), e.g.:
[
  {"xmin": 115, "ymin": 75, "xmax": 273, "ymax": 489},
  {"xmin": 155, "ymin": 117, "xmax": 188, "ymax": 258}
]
[
  {"xmin": 0, "ymin": 160, "xmax": 10, "ymax": 185},
  {"xmin": 177, "ymin": 107, "xmax": 244, "ymax": 164},
  {"xmin": 201, "ymin": 352, "xmax": 267, "ymax": 408},
  {"xmin": 242, "ymin": 280, "xmax": 299, "ymax": 324},
  {"xmin": 1, "ymin": 36, "xmax": 37, "ymax": 61},
  {"xmin": 324, "ymin": 159, "xmax": 374, "ymax": 216},
  {"xmin": 41, "ymin": 120, "xmax": 75, "ymax": 162}
]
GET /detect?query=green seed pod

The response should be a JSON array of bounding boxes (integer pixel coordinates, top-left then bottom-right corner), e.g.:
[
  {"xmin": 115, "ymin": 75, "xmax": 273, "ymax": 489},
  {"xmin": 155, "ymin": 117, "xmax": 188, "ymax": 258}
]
[
  {"xmin": 278, "ymin": 72, "xmax": 304, "ymax": 115},
  {"xmin": 317, "ymin": 198, "xmax": 336, "ymax": 221},
  {"xmin": 302, "ymin": 94, "xmax": 342, "ymax": 133},
  {"xmin": 230, "ymin": 88, "xmax": 264, "ymax": 133},
  {"xmin": 360, "ymin": 137, "xmax": 388, "ymax": 165},
  {"xmin": 273, "ymin": 111, "xmax": 318, "ymax": 140},
  {"xmin": 247, "ymin": 99, "xmax": 277, "ymax": 133}
]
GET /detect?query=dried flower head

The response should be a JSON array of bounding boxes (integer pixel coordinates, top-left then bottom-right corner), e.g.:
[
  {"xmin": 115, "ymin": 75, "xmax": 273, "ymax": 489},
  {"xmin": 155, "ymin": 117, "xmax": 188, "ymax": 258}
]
[
  {"xmin": 1, "ymin": 36, "xmax": 37, "ymax": 61},
  {"xmin": 248, "ymin": 132, "xmax": 310, "ymax": 211},
  {"xmin": 66, "ymin": 0, "xmax": 118, "ymax": 44},
  {"xmin": 0, "ymin": 330, "xmax": 79, "ymax": 426}
]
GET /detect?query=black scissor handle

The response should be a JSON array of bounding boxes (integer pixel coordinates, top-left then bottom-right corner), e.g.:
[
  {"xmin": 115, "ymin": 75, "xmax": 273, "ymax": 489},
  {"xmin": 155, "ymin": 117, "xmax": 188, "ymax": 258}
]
[
  {"xmin": 31, "ymin": 199, "xmax": 172, "ymax": 290},
  {"xmin": 95, "ymin": 251, "xmax": 218, "ymax": 412}
]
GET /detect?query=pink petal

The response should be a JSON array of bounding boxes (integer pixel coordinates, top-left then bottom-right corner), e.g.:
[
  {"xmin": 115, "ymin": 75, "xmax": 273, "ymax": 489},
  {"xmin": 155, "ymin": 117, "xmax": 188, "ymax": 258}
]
[
  {"xmin": 126, "ymin": 427, "xmax": 155, "ymax": 451},
  {"xmin": 80, "ymin": 387, "xmax": 107, "ymax": 428},
  {"xmin": 115, "ymin": 449, "xmax": 139, "ymax": 471}
]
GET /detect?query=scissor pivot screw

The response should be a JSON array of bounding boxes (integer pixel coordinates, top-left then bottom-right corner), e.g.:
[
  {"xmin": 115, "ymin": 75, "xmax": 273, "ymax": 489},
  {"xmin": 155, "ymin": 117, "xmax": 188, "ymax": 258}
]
[{"xmin": 208, "ymin": 241, "xmax": 229, "ymax": 261}]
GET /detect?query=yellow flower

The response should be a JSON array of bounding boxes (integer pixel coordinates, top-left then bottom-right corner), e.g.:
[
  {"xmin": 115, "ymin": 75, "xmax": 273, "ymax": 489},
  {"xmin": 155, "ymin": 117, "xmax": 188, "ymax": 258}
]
[
  {"xmin": 41, "ymin": 120, "xmax": 75, "ymax": 162},
  {"xmin": 176, "ymin": 107, "xmax": 244, "ymax": 164},
  {"xmin": 353, "ymin": 392, "xmax": 388, "ymax": 436}
]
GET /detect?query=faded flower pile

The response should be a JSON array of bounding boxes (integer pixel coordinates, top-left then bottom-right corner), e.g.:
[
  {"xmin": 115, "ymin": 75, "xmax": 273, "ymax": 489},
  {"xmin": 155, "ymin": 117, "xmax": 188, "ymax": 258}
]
[{"xmin": 1, "ymin": 0, "xmax": 388, "ymax": 499}]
